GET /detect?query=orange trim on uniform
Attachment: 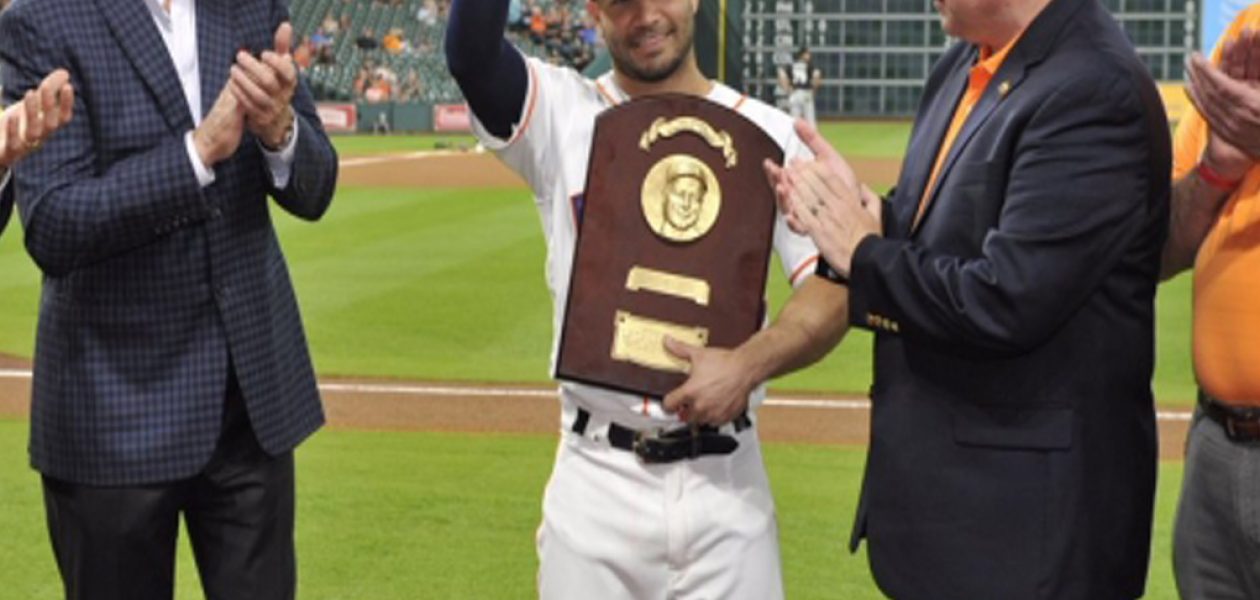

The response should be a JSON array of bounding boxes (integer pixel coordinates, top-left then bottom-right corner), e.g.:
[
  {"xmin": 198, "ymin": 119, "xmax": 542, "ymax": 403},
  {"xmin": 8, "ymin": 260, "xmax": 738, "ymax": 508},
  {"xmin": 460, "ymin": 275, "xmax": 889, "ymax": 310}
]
[
  {"xmin": 789, "ymin": 255, "xmax": 820, "ymax": 286},
  {"xmin": 641, "ymin": 397, "xmax": 650, "ymax": 416},
  {"xmin": 732, "ymin": 94, "xmax": 748, "ymax": 112},
  {"xmin": 506, "ymin": 61, "xmax": 542, "ymax": 146},
  {"xmin": 595, "ymin": 80, "xmax": 620, "ymax": 106}
]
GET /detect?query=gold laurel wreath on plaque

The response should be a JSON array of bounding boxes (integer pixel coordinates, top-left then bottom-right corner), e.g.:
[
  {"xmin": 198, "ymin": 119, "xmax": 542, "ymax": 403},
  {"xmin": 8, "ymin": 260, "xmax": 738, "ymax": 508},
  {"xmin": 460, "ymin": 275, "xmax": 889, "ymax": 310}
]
[{"xmin": 638, "ymin": 117, "xmax": 738, "ymax": 168}]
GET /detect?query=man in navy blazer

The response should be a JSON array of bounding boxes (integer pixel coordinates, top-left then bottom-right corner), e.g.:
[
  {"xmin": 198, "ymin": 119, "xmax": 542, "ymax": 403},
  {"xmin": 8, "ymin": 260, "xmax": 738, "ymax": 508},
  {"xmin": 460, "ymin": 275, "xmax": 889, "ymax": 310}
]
[
  {"xmin": 0, "ymin": 0, "xmax": 338, "ymax": 597},
  {"xmin": 667, "ymin": 0, "xmax": 1169, "ymax": 596},
  {"xmin": 0, "ymin": 69, "xmax": 74, "ymax": 235}
]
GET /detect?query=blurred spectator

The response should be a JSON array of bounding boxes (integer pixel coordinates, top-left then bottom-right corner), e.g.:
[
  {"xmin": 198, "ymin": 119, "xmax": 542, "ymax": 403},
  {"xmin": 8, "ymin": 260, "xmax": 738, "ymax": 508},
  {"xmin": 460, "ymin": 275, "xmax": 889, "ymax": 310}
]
[
  {"xmin": 311, "ymin": 27, "xmax": 333, "ymax": 49},
  {"xmin": 383, "ymin": 28, "xmax": 406, "ymax": 55},
  {"xmin": 398, "ymin": 68, "xmax": 425, "ymax": 102},
  {"xmin": 365, "ymin": 74, "xmax": 392, "ymax": 103},
  {"xmin": 294, "ymin": 35, "xmax": 314, "ymax": 70},
  {"xmin": 417, "ymin": 0, "xmax": 438, "ymax": 26},
  {"xmin": 508, "ymin": 0, "xmax": 523, "ymax": 30},
  {"xmin": 529, "ymin": 9, "xmax": 547, "ymax": 44},
  {"xmin": 356, "ymin": 27, "xmax": 379, "ymax": 51},
  {"xmin": 580, "ymin": 15, "xmax": 599, "ymax": 47},
  {"xmin": 321, "ymin": 12, "xmax": 339, "ymax": 35},
  {"xmin": 316, "ymin": 45, "xmax": 336, "ymax": 66}
]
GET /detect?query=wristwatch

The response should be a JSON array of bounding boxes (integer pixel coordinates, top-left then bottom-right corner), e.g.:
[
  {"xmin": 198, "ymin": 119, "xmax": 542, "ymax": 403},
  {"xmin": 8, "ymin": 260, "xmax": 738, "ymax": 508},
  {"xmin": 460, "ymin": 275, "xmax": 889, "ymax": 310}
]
[
  {"xmin": 815, "ymin": 257, "xmax": 849, "ymax": 286},
  {"xmin": 263, "ymin": 110, "xmax": 295, "ymax": 152}
]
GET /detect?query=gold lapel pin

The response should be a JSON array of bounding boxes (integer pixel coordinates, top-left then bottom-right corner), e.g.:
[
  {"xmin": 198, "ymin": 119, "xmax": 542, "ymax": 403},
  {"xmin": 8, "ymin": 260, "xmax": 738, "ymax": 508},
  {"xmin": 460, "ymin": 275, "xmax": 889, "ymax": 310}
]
[{"xmin": 998, "ymin": 80, "xmax": 1012, "ymax": 98}]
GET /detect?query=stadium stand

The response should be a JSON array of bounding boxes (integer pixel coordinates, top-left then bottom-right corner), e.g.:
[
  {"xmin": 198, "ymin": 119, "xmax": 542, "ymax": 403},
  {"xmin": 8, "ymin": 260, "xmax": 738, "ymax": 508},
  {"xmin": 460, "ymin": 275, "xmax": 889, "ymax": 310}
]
[{"xmin": 292, "ymin": 0, "xmax": 600, "ymax": 104}]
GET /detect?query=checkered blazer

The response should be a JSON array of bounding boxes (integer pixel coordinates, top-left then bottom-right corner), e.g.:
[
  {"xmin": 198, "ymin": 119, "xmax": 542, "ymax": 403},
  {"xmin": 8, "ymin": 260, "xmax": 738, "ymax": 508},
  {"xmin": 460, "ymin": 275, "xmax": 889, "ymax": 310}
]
[
  {"xmin": 0, "ymin": 181, "xmax": 11, "ymax": 235},
  {"xmin": 0, "ymin": 0, "xmax": 339, "ymax": 486}
]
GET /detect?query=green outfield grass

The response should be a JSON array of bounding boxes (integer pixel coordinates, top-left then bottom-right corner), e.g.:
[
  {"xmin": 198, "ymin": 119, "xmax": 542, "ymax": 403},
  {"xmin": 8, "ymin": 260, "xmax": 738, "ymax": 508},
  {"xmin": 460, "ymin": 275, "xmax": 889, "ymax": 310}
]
[
  {"xmin": 0, "ymin": 124, "xmax": 1198, "ymax": 405},
  {"xmin": 0, "ymin": 418, "xmax": 1188, "ymax": 599},
  {"xmin": 328, "ymin": 121, "xmax": 911, "ymax": 161},
  {"xmin": 0, "ymin": 190, "xmax": 1197, "ymax": 407}
]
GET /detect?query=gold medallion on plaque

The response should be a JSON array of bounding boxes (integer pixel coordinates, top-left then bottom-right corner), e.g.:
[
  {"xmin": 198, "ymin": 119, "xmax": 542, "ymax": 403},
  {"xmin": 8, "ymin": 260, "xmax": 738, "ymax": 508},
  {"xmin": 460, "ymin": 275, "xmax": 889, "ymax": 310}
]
[{"xmin": 640, "ymin": 154, "xmax": 722, "ymax": 243}]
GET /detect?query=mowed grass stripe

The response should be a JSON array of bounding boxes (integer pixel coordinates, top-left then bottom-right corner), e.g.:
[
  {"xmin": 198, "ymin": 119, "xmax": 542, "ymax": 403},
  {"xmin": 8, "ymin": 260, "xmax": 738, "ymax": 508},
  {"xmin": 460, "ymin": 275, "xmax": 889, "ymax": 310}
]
[
  {"xmin": 330, "ymin": 121, "xmax": 913, "ymax": 160},
  {"xmin": 0, "ymin": 123, "xmax": 1196, "ymax": 404},
  {"xmin": 0, "ymin": 419, "xmax": 1185, "ymax": 599},
  {"xmin": 286, "ymin": 188, "xmax": 554, "ymax": 381}
]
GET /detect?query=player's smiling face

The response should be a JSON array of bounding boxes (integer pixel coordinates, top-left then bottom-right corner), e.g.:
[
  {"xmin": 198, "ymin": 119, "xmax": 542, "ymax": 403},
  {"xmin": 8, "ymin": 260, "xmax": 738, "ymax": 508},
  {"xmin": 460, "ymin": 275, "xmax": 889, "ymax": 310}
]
[{"xmin": 589, "ymin": 0, "xmax": 699, "ymax": 83}]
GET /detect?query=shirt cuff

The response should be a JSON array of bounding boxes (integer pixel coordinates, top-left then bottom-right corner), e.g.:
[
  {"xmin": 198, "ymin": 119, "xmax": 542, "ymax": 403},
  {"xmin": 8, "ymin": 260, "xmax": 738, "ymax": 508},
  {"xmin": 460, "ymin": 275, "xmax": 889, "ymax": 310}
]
[
  {"xmin": 260, "ymin": 117, "xmax": 299, "ymax": 189},
  {"xmin": 183, "ymin": 131, "xmax": 216, "ymax": 188}
]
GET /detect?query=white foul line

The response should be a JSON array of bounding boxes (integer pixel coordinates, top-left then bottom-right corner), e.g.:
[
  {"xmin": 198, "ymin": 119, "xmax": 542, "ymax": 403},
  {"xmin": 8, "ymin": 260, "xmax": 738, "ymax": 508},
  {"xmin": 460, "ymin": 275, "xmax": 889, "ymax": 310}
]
[
  {"xmin": 0, "ymin": 368, "xmax": 1193, "ymax": 421},
  {"xmin": 340, "ymin": 150, "xmax": 481, "ymax": 168}
]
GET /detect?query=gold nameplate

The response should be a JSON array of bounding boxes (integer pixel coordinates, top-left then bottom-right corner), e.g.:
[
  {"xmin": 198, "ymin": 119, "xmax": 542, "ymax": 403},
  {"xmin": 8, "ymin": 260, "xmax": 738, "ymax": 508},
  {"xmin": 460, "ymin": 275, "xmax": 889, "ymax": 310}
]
[
  {"xmin": 640, "ymin": 154, "xmax": 722, "ymax": 243},
  {"xmin": 611, "ymin": 311, "xmax": 709, "ymax": 373},
  {"xmin": 625, "ymin": 266, "xmax": 710, "ymax": 306}
]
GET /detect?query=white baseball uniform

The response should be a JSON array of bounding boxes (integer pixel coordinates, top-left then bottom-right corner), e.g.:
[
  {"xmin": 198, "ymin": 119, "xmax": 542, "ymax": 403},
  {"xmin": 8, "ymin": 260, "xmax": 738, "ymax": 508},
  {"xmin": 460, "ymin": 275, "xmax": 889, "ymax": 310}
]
[
  {"xmin": 786, "ymin": 60, "xmax": 818, "ymax": 126},
  {"xmin": 471, "ymin": 54, "xmax": 820, "ymax": 600}
]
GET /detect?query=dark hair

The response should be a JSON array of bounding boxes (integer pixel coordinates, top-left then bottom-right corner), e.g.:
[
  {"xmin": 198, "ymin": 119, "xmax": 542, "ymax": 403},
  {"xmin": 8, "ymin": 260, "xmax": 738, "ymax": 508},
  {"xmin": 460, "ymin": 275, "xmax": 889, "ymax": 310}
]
[{"xmin": 796, "ymin": 47, "xmax": 810, "ymax": 60}]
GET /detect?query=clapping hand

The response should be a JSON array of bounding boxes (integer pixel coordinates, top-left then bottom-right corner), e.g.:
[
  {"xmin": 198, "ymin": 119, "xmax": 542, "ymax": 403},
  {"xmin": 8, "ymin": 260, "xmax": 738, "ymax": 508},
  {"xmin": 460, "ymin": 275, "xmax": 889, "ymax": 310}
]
[
  {"xmin": 230, "ymin": 22, "xmax": 298, "ymax": 150},
  {"xmin": 764, "ymin": 120, "xmax": 881, "ymax": 278},
  {"xmin": 1187, "ymin": 28, "xmax": 1260, "ymax": 181},
  {"xmin": 0, "ymin": 69, "xmax": 74, "ymax": 169}
]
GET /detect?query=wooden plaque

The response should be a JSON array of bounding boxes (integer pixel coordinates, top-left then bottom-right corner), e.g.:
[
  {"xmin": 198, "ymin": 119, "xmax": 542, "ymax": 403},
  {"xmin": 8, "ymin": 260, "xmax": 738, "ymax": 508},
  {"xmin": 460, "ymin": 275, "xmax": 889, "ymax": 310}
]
[{"xmin": 555, "ymin": 94, "xmax": 783, "ymax": 398}]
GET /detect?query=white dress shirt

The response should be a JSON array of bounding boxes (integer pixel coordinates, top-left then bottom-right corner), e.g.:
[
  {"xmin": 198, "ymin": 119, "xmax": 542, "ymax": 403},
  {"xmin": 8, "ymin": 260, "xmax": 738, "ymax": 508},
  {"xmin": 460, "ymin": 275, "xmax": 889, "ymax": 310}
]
[{"xmin": 144, "ymin": 0, "xmax": 297, "ymax": 189}]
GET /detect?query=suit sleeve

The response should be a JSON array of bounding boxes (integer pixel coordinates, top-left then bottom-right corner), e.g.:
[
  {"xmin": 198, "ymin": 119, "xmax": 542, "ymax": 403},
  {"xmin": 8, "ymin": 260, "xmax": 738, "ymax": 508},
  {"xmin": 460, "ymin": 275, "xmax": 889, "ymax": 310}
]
[
  {"xmin": 265, "ymin": 0, "xmax": 337, "ymax": 221},
  {"xmin": 0, "ymin": 8, "xmax": 213, "ymax": 277},
  {"xmin": 847, "ymin": 71, "xmax": 1165, "ymax": 355},
  {"xmin": 0, "ymin": 170, "xmax": 11, "ymax": 236}
]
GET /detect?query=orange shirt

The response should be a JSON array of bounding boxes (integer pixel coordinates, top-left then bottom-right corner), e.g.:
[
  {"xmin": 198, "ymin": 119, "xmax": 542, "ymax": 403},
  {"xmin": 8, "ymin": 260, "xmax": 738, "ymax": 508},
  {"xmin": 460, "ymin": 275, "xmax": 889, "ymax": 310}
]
[
  {"xmin": 1178, "ymin": 4, "xmax": 1260, "ymax": 404},
  {"xmin": 915, "ymin": 36, "xmax": 1022, "ymax": 228}
]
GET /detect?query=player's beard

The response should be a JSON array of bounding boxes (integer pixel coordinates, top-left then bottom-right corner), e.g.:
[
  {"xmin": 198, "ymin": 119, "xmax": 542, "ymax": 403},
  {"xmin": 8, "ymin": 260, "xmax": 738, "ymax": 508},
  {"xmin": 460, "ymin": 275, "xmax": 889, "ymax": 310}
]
[{"xmin": 607, "ymin": 19, "xmax": 694, "ymax": 84}]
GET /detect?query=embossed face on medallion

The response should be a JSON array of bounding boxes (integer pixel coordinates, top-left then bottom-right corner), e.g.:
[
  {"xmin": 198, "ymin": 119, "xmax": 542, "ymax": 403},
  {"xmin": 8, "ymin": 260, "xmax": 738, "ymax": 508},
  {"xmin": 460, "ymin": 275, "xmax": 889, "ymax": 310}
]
[
  {"xmin": 641, "ymin": 155, "xmax": 721, "ymax": 243},
  {"xmin": 665, "ymin": 160, "xmax": 706, "ymax": 231}
]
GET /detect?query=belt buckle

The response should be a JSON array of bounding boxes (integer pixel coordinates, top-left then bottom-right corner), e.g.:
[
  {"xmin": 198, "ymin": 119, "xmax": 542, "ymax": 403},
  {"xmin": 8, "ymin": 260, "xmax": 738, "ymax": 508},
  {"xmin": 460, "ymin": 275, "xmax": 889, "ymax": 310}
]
[
  {"xmin": 632, "ymin": 424, "xmax": 700, "ymax": 463},
  {"xmin": 1225, "ymin": 415, "xmax": 1258, "ymax": 442}
]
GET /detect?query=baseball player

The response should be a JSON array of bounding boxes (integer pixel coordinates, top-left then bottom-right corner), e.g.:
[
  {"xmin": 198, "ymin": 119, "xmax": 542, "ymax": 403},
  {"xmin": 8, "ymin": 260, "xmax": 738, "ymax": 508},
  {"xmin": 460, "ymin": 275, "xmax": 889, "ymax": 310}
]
[
  {"xmin": 0, "ymin": 69, "xmax": 74, "ymax": 234},
  {"xmin": 447, "ymin": 1, "xmax": 848, "ymax": 598},
  {"xmin": 779, "ymin": 47, "xmax": 821, "ymax": 126}
]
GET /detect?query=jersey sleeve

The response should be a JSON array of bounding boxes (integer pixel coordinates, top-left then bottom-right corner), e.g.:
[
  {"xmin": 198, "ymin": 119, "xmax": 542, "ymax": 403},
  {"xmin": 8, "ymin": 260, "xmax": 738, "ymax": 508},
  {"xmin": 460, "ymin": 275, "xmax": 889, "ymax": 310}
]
[
  {"xmin": 469, "ymin": 54, "xmax": 577, "ymax": 203},
  {"xmin": 772, "ymin": 131, "xmax": 821, "ymax": 288}
]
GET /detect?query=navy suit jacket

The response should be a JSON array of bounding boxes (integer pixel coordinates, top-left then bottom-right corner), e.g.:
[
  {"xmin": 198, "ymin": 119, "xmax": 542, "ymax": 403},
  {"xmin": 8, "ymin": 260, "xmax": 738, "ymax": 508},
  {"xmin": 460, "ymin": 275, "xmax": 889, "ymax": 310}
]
[
  {"xmin": 843, "ymin": 0, "xmax": 1169, "ymax": 597},
  {"xmin": 0, "ymin": 0, "xmax": 338, "ymax": 486}
]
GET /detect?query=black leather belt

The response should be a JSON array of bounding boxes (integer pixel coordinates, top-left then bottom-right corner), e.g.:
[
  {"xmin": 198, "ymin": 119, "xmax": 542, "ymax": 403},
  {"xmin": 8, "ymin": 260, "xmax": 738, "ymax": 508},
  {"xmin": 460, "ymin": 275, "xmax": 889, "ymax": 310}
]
[
  {"xmin": 1200, "ymin": 391, "xmax": 1260, "ymax": 443},
  {"xmin": 570, "ymin": 407, "xmax": 751, "ymax": 463}
]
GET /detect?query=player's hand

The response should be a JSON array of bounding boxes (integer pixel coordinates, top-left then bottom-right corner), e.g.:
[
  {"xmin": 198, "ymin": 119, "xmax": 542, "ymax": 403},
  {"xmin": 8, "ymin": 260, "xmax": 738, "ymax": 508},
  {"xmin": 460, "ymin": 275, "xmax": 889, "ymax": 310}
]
[
  {"xmin": 0, "ymin": 69, "xmax": 75, "ymax": 169},
  {"xmin": 230, "ymin": 22, "xmax": 297, "ymax": 150},
  {"xmin": 765, "ymin": 119, "xmax": 881, "ymax": 278},
  {"xmin": 1186, "ymin": 29, "xmax": 1260, "ymax": 167},
  {"xmin": 661, "ymin": 337, "xmax": 756, "ymax": 426},
  {"xmin": 193, "ymin": 86, "xmax": 246, "ymax": 167}
]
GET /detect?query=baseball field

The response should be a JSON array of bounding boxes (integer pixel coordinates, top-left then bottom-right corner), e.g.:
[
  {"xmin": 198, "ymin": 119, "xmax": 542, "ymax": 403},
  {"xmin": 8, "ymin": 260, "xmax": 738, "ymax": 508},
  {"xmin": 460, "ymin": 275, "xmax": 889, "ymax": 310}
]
[{"xmin": 0, "ymin": 122, "xmax": 1194, "ymax": 598}]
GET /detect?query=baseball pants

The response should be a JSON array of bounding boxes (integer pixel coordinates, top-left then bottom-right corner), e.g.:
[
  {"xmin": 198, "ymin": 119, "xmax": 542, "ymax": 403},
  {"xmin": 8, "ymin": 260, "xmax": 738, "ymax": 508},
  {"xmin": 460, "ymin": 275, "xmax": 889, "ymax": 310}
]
[{"xmin": 537, "ymin": 406, "xmax": 784, "ymax": 599}]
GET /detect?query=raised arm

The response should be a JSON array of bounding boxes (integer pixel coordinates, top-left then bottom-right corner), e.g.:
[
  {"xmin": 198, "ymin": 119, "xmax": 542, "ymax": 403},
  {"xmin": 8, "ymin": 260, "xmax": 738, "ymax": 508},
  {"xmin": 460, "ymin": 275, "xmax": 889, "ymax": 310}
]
[{"xmin": 445, "ymin": 0, "xmax": 528, "ymax": 139}]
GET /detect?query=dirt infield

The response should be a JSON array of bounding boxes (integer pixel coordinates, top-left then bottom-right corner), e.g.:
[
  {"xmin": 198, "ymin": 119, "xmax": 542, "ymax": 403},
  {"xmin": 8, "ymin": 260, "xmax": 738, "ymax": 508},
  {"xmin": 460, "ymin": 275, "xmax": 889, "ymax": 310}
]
[{"xmin": 0, "ymin": 356, "xmax": 1190, "ymax": 460}]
